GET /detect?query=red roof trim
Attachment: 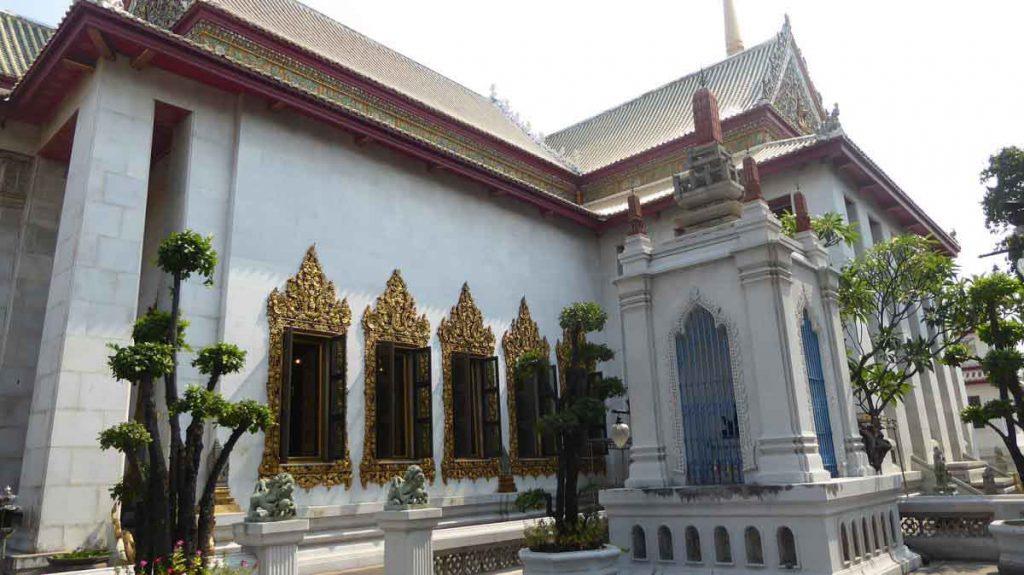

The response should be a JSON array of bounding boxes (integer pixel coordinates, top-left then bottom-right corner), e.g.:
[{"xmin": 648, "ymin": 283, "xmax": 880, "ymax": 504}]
[
  {"xmin": 3, "ymin": 2, "xmax": 597, "ymax": 229},
  {"xmin": 173, "ymin": 3, "xmax": 574, "ymax": 179}
]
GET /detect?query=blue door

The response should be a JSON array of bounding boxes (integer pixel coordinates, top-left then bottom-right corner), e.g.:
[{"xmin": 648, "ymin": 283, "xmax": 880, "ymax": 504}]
[
  {"xmin": 676, "ymin": 306, "xmax": 743, "ymax": 485},
  {"xmin": 800, "ymin": 312, "xmax": 838, "ymax": 476}
]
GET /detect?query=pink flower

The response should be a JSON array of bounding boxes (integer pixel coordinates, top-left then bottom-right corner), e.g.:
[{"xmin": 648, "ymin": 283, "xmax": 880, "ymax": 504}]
[
  {"xmin": 140, "ymin": 560, "xmax": 148, "ymax": 568},
  {"xmin": 175, "ymin": 540, "xmax": 184, "ymax": 548},
  {"xmin": 240, "ymin": 560, "xmax": 248, "ymax": 567}
]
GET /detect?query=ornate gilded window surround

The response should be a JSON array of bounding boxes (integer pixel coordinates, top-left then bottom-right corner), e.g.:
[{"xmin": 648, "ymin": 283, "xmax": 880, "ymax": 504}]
[
  {"xmin": 439, "ymin": 283, "xmax": 500, "ymax": 482},
  {"xmin": 260, "ymin": 246, "xmax": 353, "ymax": 489},
  {"xmin": 502, "ymin": 298, "xmax": 557, "ymax": 477},
  {"xmin": 359, "ymin": 270, "xmax": 434, "ymax": 487}
]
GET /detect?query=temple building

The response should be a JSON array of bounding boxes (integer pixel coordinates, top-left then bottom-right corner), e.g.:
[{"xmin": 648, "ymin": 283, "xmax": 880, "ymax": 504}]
[{"xmin": 0, "ymin": 0, "xmax": 980, "ymax": 572}]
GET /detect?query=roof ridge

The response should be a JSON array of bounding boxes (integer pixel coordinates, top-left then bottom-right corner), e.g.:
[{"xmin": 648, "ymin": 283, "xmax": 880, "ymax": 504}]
[
  {"xmin": 545, "ymin": 35, "xmax": 776, "ymax": 141},
  {"xmin": 200, "ymin": 0, "xmax": 493, "ymax": 106}
]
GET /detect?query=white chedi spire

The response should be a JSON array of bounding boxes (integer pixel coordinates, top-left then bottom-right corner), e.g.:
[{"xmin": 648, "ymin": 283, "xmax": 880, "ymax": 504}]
[{"xmin": 724, "ymin": 0, "xmax": 745, "ymax": 56}]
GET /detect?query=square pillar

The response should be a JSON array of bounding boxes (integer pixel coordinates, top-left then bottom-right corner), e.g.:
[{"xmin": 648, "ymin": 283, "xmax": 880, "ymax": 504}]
[
  {"xmin": 734, "ymin": 203, "xmax": 829, "ymax": 484},
  {"xmin": 615, "ymin": 233, "xmax": 668, "ymax": 488},
  {"xmin": 375, "ymin": 507, "xmax": 442, "ymax": 575},
  {"xmin": 16, "ymin": 59, "xmax": 154, "ymax": 552},
  {"xmin": 233, "ymin": 518, "xmax": 309, "ymax": 575}
]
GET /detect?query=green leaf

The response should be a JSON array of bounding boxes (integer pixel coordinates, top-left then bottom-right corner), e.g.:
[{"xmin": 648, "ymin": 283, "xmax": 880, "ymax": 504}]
[
  {"xmin": 107, "ymin": 342, "xmax": 175, "ymax": 382},
  {"xmin": 157, "ymin": 229, "xmax": 218, "ymax": 285}
]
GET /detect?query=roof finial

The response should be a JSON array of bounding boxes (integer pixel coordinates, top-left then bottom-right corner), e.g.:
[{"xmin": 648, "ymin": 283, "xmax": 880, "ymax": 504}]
[
  {"xmin": 724, "ymin": 0, "xmax": 745, "ymax": 56},
  {"xmin": 627, "ymin": 190, "xmax": 648, "ymax": 236}
]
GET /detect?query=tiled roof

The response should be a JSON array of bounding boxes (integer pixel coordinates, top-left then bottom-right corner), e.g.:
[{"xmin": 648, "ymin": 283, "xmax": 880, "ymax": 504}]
[
  {"xmin": 0, "ymin": 11, "xmax": 54, "ymax": 80},
  {"xmin": 545, "ymin": 36, "xmax": 781, "ymax": 174},
  {"xmin": 196, "ymin": 0, "xmax": 573, "ymax": 170}
]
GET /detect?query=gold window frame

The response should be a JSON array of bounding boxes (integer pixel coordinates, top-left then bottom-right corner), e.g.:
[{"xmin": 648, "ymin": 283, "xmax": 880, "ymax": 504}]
[
  {"xmin": 260, "ymin": 246, "xmax": 352, "ymax": 489},
  {"xmin": 359, "ymin": 270, "xmax": 434, "ymax": 487},
  {"xmin": 439, "ymin": 284, "xmax": 499, "ymax": 482},
  {"xmin": 502, "ymin": 298, "xmax": 557, "ymax": 477}
]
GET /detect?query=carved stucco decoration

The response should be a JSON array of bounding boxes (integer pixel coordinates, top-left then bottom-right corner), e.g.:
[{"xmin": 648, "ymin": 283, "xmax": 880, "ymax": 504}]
[
  {"xmin": 438, "ymin": 284, "xmax": 500, "ymax": 482},
  {"xmin": 359, "ymin": 270, "xmax": 434, "ymax": 487},
  {"xmin": 502, "ymin": 298, "xmax": 556, "ymax": 477},
  {"xmin": 260, "ymin": 246, "xmax": 352, "ymax": 489},
  {"xmin": 772, "ymin": 60, "xmax": 821, "ymax": 135},
  {"xmin": 128, "ymin": 0, "xmax": 193, "ymax": 29},
  {"xmin": 185, "ymin": 22, "xmax": 576, "ymax": 202},
  {"xmin": 663, "ymin": 288, "xmax": 754, "ymax": 482},
  {"xmin": 555, "ymin": 330, "xmax": 607, "ymax": 475}
]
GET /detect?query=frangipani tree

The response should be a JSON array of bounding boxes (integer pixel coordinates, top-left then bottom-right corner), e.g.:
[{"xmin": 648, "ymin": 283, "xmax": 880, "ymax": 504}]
[
  {"xmin": 99, "ymin": 230, "xmax": 272, "ymax": 570},
  {"xmin": 838, "ymin": 235, "xmax": 970, "ymax": 472}
]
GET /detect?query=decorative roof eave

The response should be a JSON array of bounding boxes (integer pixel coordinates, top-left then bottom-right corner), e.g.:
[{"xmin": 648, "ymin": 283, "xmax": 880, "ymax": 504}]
[
  {"xmin": 757, "ymin": 136, "xmax": 959, "ymax": 255},
  {"xmin": 1, "ymin": 1, "xmax": 598, "ymax": 229},
  {"xmin": 173, "ymin": 1, "xmax": 577, "ymax": 176},
  {"xmin": 598, "ymin": 134, "xmax": 959, "ymax": 255},
  {"xmin": 580, "ymin": 103, "xmax": 800, "ymax": 183}
]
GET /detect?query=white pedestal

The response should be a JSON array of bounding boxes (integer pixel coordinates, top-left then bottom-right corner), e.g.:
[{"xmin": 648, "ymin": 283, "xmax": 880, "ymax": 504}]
[
  {"xmin": 375, "ymin": 506, "xmax": 443, "ymax": 575},
  {"xmin": 232, "ymin": 518, "xmax": 309, "ymax": 575}
]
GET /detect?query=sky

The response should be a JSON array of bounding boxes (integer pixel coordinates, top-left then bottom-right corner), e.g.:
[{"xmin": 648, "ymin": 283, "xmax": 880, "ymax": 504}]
[{"xmin": 5, "ymin": 0, "xmax": 1022, "ymax": 275}]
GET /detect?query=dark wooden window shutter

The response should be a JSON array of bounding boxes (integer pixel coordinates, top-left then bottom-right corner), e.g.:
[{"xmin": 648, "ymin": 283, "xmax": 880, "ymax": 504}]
[
  {"xmin": 482, "ymin": 356, "xmax": 501, "ymax": 458},
  {"xmin": 279, "ymin": 327, "xmax": 294, "ymax": 462},
  {"xmin": 375, "ymin": 342, "xmax": 395, "ymax": 459},
  {"xmin": 539, "ymin": 364, "xmax": 558, "ymax": 457},
  {"xmin": 327, "ymin": 335, "xmax": 346, "ymax": 461},
  {"xmin": 412, "ymin": 346, "xmax": 433, "ymax": 459},
  {"xmin": 452, "ymin": 353, "xmax": 471, "ymax": 458},
  {"xmin": 515, "ymin": 363, "xmax": 538, "ymax": 458}
]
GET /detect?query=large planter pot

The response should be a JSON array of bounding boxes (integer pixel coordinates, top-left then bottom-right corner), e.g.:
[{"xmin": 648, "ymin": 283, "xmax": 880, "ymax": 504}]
[
  {"xmin": 518, "ymin": 545, "xmax": 620, "ymax": 575},
  {"xmin": 991, "ymin": 519, "xmax": 1024, "ymax": 575}
]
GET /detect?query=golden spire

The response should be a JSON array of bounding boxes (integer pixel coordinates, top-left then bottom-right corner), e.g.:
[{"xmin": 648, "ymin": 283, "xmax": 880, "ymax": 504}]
[{"xmin": 724, "ymin": 0, "xmax": 745, "ymax": 56}]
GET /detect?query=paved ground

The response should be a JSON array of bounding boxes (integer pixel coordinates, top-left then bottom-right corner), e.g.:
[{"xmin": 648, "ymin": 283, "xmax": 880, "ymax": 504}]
[
  {"xmin": 332, "ymin": 562, "xmax": 995, "ymax": 575},
  {"xmin": 916, "ymin": 562, "xmax": 998, "ymax": 575}
]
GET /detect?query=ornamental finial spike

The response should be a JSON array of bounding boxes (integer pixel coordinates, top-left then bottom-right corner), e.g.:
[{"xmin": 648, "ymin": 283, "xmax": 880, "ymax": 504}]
[
  {"xmin": 692, "ymin": 83, "xmax": 723, "ymax": 146},
  {"xmin": 627, "ymin": 191, "xmax": 648, "ymax": 236},
  {"xmin": 794, "ymin": 191, "xmax": 811, "ymax": 233},
  {"xmin": 742, "ymin": 156, "xmax": 762, "ymax": 202},
  {"xmin": 724, "ymin": 0, "xmax": 745, "ymax": 56}
]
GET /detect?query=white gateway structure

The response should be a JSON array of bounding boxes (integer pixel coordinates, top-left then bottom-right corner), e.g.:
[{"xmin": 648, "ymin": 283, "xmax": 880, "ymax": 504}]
[{"xmin": 0, "ymin": 0, "xmax": 973, "ymax": 573}]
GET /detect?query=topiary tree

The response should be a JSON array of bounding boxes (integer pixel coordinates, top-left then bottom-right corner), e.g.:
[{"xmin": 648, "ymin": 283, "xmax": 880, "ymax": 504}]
[
  {"xmin": 99, "ymin": 230, "xmax": 272, "ymax": 571},
  {"xmin": 980, "ymin": 147, "xmax": 1024, "ymax": 272},
  {"xmin": 515, "ymin": 302, "xmax": 623, "ymax": 547},
  {"xmin": 944, "ymin": 273, "xmax": 1024, "ymax": 478},
  {"xmin": 838, "ymin": 235, "xmax": 970, "ymax": 472}
]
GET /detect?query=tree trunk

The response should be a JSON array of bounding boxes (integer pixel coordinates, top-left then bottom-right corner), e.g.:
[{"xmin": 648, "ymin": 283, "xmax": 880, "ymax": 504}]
[
  {"xmin": 139, "ymin": 374, "xmax": 172, "ymax": 563},
  {"xmin": 860, "ymin": 414, "xmax": 891, "ymax": 473},
  {"xmin": 166, "ymin": 275, "xmax": 184, "ymax": 543},
  {"xmin": 196, "ymin": 428, "xmax": 244, "ymax": 566}
]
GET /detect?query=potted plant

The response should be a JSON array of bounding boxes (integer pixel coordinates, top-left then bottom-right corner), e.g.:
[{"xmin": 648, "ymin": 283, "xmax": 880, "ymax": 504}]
[{"xmin": 515, "ymin": 302, "xmax": 624, "ymax": 574}]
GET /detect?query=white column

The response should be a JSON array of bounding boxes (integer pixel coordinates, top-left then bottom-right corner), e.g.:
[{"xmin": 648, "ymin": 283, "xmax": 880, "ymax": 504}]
[
  {"xmin": 734, "ymin": 204, "xmax": 830, "ymax": 484},
  {"xmin": 16, "ymin": 59, "xmax": 154, "ymax": 552},
  {"xmin": 233, "ymin": 518, "xmax": 309, "ymax": 575},
  {"xmin": 615, "ymin": 232, "xmax": 668, "ymax": 488},
  {"xmin": 375, "ymin": 507, "xmax": 442, "ymax": 575}
]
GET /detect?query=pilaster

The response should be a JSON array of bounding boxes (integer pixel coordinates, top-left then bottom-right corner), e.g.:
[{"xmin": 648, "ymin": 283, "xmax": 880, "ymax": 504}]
[
  {"xmin": 16, "ymin": 58, "xmax": 154, "ymax": 552},
  {"xmin": 811, "ymin": 240, "xmax": 871, "ymax": 477},
  {"xmin": 734, "ymin": 202, "xmax": 830, "ymax": 483},
  {"xmin": 616, "ymin": 233, "xmax": 667, "ymax": 488}
]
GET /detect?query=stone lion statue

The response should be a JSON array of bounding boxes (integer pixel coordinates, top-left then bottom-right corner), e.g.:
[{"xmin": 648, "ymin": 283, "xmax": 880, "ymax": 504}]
[
  {"xmin": 386, "ymin": 465, "xmax": 428, "ymax": 508},
  {"xmin": 246, "ymin": 472, "xmax": 297, "ymax": 522}
]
